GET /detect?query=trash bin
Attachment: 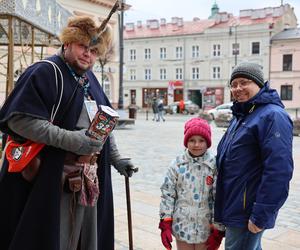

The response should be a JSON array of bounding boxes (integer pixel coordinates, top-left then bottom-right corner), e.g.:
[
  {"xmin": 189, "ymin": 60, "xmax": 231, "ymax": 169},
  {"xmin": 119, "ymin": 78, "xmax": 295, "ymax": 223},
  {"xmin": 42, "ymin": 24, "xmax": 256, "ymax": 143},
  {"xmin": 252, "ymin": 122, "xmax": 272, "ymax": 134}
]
[{"xmin": 128, "ymin": 105, "xmax": 137, "ymax": 119}]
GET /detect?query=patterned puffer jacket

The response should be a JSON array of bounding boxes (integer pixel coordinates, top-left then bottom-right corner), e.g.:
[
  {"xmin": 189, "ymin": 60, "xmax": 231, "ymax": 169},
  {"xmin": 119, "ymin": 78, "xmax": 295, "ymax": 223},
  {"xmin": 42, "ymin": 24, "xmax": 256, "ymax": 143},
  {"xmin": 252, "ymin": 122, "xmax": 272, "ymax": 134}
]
[{"xmin": 159, "ymin": 149, "xmax": 217, "ymax": 244}]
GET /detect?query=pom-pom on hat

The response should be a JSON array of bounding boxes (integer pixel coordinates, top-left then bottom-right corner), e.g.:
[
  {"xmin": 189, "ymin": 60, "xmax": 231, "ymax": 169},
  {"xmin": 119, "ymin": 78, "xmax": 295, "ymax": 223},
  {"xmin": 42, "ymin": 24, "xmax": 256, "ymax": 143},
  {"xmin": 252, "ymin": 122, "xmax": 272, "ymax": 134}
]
[
  {"xmin": 184, "ymin": 118, "xmax": 211, "ymax": 148},
  {"xmin": 230, "ymin": 62, "xmax": 264, "ymax": 88}
]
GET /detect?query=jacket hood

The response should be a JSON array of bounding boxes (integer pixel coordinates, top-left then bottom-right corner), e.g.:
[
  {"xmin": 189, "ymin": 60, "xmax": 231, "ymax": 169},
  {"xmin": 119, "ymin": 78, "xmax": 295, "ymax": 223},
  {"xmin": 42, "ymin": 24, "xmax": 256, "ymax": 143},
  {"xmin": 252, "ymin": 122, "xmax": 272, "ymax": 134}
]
[{"xmin": 231, "ymin": 81, "xmax": 284, "ymax": 117}]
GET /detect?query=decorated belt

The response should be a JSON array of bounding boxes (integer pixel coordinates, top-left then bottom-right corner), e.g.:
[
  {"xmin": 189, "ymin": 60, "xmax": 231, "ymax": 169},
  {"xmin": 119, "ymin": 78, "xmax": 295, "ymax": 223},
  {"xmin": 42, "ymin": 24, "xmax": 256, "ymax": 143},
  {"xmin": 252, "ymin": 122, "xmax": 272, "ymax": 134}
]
[{"xmin": 64, "ymin": 152, "xmax": 98, "ymax": 166}]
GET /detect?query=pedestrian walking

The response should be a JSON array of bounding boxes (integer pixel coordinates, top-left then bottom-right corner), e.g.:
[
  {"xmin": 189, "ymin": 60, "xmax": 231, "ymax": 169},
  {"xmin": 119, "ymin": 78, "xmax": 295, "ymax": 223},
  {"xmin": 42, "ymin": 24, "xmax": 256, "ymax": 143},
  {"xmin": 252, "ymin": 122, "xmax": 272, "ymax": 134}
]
[
  {"xmin": 159, "ymin": 118, "xmax": 224, "ymax": 250},
  {"xmin": 215, "ymin": 62, "xmax": 294, "ymax": 250},
  {"xmin": 152, "ymin": 97, "xmax": 159, "ymax": 121},
  {"xmin": 0, "ymin": 10, "xmax": 137, "ymax": 250},
  {"xmin": 157, "ymin": 99, "xmax": 165, "ymax": 122},
  {"xmin": 179, "ymin": 99, "xmax": 185, "ymax": 114}
]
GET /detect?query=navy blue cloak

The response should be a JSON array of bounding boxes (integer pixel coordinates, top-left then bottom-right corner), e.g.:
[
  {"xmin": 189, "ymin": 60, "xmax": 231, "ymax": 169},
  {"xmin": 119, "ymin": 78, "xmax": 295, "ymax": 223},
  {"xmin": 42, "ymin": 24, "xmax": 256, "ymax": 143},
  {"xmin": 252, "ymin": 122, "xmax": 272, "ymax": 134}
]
[{"xmin": 0, "ymin": 55, "xmax": 114, "ymax": 250}]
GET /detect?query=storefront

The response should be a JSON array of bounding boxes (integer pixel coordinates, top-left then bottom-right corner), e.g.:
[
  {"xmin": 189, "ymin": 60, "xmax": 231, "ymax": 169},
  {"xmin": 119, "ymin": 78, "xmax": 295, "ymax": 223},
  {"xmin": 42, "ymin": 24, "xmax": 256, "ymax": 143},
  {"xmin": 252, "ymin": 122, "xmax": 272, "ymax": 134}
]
[
  {"xmin": 202, "ymin": 87, "xmax": 224, "ymax": 110},
  {"xmin": 168, "ymin": 80, "xmax": 184, "ymax": 104},
  {"xmin": 142, "ymin": 88, "xmax": 168, "ymax": 108}
]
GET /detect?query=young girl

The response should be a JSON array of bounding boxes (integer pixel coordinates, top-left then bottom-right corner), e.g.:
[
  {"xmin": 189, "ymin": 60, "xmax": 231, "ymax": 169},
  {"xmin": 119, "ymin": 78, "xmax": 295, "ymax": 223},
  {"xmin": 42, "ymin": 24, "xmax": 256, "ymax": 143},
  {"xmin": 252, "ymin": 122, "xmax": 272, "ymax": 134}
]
[{"xmin": 159, "ymin": 118, "xmax": 224, "ymax": 250}]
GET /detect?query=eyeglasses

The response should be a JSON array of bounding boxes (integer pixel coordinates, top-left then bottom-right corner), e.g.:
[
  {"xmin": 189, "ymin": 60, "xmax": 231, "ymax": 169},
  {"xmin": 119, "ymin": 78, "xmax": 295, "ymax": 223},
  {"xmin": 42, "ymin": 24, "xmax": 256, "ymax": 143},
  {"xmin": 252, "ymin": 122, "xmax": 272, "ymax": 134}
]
[
  {"xmin": 77, "ymin": 43, "xmax": 98, "ymax": 56},
  {"xmin": 229, "ymin": 80, "xmax": 253, "ymax": 90}
]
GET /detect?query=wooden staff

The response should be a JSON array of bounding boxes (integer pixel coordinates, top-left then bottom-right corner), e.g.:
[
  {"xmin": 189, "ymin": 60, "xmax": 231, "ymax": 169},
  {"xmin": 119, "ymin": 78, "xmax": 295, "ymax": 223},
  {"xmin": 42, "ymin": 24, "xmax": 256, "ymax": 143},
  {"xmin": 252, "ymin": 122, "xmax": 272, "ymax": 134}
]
[
  {"xmin": 124, "ymin": 160, "xmax": 138, "ymax": 250},
  {"xmin": 125, "ymin": 176, "xmax": 133, "ymax": 250}
]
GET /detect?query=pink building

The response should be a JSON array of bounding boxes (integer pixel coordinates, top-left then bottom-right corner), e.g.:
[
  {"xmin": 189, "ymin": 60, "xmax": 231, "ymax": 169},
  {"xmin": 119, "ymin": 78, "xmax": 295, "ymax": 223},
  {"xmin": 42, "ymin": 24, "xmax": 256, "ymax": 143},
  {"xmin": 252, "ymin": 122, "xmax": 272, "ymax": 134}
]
[{"xmin": 270, "ymin": 28, "xmax": 300, "ymax": 117}]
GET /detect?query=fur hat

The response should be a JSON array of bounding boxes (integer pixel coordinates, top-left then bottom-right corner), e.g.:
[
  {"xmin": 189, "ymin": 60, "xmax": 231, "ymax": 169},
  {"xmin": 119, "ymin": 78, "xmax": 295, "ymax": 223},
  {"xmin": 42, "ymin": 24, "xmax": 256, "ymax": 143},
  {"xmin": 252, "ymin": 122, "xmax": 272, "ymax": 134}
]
[
  {"xmin": 59, "ymin": 16, "xmax": 112, "ymax": 57},
  {"xmin": 230, "ymin": 62, "xmax": 264, "ymax": 88},
  {"xmin": 184, "ymin": 118, "xmax": 211, "ymax": 148}
]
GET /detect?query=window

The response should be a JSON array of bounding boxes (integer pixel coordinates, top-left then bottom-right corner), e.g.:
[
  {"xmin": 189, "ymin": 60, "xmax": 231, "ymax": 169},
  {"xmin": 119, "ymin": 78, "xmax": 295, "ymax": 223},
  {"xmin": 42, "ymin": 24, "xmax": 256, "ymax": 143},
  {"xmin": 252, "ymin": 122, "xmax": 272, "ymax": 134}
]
[
  {"xmin": 144, "ymin": 69, "xmax": 151, "ymax": 80},
  {"xmin": 129, "ymin": 69, "xmax": 136, "ymax": 80},
  {"xmin": 283, "ymin": 54, "xmax": 292, "ymax": 71},
  {"xmin": 192, "ymin": 67, "xmax": 199, "ymax": 80},
  {"xmin": 129, "ymin": 49, "xmax": 136, "ymax": 61},
  {"xmin": 232, "ymin": 43, "xmax": 240, "ymax": 55},
  {"xmin": 213, "ymin": 44, "xmax": 221, "ymax": 57},
  {"xmin": 212, "ymin": 66, "xmax": 220, "ymax": 79},
  {"xmin": 144, "ymin": 48, "xmax": 151, "ymax": 60},
  {"xmin": 176, "ymin": 68, "xmax": 183, "ymax": 80},
  {"xmin": 280, "ymin": 85, "xmax": 292, "ymax": 100},
  {"xmin": 160, "ymin": 68, "xmax": 167, "ymax": 80},
  {"xmin": 176, "ymin": 46, "xmax": 183, "ymax": 59},
  {"xmin": 160, "ymin": 47, "xmax": 167, "ymax": 59},
  {"xmin": 252, "ymin": 42, "xmax": 260, "ymax": 55},
  {"xmin": 192, "ymin": 45, "xmax": 199, "ymax": 58}
]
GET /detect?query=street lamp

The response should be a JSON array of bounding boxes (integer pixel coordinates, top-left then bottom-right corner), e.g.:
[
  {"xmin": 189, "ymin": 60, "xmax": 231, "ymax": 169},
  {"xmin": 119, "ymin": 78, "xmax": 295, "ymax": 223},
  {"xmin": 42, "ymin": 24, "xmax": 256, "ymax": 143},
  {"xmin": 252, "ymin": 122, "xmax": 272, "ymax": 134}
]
[
  {"xmin": 229, "ymin": 24, "xmax": 239, "ymax": 102},
  {"xmin": 118, "ymin": 0, "xmax": 124, "ymax": 109},
  {"xmin": 229, "ymin": 24, "xmax": 238, "ymax": 66},
  {"xmin": 144, "ymin": 89, "xmax": 149, "ymax": 120}
]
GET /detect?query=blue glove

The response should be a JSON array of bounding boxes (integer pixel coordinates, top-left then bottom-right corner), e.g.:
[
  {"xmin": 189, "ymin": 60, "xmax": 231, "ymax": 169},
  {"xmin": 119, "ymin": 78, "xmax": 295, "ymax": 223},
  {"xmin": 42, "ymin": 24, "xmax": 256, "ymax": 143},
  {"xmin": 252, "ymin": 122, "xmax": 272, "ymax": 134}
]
[{"xmin": 114, "ymin": 158, "xmax": 138, "ymax": 177}]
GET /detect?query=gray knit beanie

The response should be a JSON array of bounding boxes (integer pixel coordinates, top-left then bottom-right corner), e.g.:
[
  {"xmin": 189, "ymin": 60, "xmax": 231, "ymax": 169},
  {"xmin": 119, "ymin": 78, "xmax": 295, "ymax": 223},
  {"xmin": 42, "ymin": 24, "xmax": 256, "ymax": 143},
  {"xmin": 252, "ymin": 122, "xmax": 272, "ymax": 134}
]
[{"xmin": 230, "ymin": 62, "xmax": 264, "ymax": 88}]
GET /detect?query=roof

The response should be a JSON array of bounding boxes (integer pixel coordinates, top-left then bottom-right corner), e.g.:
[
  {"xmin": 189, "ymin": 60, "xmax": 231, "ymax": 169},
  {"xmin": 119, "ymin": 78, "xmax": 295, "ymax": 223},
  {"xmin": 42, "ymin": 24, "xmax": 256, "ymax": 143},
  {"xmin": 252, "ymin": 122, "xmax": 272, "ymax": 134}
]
[
  {"xmin": 124, "ymin": 4, "xmax": 293, "ymax": 39},
  {"xmin": 271, "ymin": 28, "xmax": 300, "ymax": 40},
  {"xmin": 124, "ymin": 20, "xmax": 216, "ymax": 39},
  {"xmin": 211, "ymin": 15, "xmax": 280, "ymax": 28}
]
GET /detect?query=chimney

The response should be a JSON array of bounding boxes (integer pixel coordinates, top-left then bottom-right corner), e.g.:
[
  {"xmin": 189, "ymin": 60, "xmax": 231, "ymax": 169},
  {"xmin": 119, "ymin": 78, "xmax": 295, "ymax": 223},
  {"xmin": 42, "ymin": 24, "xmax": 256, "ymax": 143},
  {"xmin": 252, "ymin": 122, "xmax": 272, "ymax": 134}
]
[
  {"xmin": 149, "ymin": 19, "xmax": 159, "ymax": 29},
  {"xmin": 171, "ymin": 17, "xmax": 178, "ymax": 24},
  {"xmin": 177, "ymin": 18, "xmax": 183, "ymax": 27},
  {"xmin": 220, "ymin": 12, "xmax": 229, "ymax": 22},
  {"xmin": 125, "ymin": 23, "xmax": 134, "ymax": 31},
  {"xmin": 146, "ymin": 20, "xmax": 151, "ymax": 27},
  {"xmin": 137, "ymin": 20, "xmax": 142, "ymax": 28},
  {"xmin": 251, "ymin": 9, "xmax": 266, "ymax": 19},
  {"xmin": 160, "ymin": 18, "xmax": 166, "ymax": 26}
]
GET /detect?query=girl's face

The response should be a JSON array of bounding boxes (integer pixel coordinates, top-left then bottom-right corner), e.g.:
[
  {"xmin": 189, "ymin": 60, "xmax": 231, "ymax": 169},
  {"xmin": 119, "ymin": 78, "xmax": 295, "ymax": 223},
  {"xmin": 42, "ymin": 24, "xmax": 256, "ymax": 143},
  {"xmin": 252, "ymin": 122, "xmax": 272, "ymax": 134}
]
[{"xmin": 187, "ymin": 135, "xmax": 208, "ymax": 157}]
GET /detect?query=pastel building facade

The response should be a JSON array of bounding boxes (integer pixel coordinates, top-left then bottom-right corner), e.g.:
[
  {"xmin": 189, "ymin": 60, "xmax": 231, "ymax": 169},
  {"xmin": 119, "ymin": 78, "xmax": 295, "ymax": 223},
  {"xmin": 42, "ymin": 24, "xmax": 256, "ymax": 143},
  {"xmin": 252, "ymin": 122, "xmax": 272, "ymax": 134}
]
[
  {"xmin": 123, "ymin": 4, "xmax": 298, "ymax": 110},
  {"xmin": 270, "ymin": 28, "xmax": 300, "ymax": 117}
]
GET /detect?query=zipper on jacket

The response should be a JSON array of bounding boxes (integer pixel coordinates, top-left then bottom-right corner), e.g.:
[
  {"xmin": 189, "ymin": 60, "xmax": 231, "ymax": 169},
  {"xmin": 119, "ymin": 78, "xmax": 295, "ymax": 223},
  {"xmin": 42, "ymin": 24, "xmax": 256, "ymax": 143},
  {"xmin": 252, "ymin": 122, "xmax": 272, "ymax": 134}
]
[
  {"xmin": 243, "ymin": 187, "xmax": 247, "ymax": 210},
  {"xmin": 222, "ymin": 117, "xmax": 243, "ymax": 158},
  {"xmin": 249, "ymin": 104, "xmax": 256, "ymax": 113}
]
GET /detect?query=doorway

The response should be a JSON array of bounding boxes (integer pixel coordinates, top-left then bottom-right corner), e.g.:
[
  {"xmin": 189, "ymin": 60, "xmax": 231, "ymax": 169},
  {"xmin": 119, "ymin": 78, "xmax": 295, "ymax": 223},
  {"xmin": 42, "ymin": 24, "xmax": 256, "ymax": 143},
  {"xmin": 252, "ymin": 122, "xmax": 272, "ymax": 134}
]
[{"xmin": 174, "ymin": 89, "xmax": 183, "ymax": 102}]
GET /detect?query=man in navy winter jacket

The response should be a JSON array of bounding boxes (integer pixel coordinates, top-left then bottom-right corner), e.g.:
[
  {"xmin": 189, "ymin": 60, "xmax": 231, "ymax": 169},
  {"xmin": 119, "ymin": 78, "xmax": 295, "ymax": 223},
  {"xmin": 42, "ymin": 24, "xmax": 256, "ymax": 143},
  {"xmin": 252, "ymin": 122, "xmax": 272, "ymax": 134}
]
[{"xmin": 215, "ymin": 62, "xmax": 293, "ymax": 250}]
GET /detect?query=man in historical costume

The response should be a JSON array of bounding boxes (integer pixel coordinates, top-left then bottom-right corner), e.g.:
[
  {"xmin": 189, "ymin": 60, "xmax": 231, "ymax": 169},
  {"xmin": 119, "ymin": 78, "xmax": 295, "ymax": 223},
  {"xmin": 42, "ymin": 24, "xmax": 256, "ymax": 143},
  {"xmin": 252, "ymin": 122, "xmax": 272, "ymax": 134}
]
[{"xmin": 0, "ymin": 12, "xmax": 136, "ymax": 250}]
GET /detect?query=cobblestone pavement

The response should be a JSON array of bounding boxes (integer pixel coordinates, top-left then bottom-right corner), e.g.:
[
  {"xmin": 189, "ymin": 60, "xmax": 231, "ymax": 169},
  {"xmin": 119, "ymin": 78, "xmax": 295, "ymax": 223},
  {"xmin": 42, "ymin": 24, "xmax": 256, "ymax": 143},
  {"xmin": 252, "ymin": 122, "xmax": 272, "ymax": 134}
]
[{"xmin": 112, "ymin": 113, "xmax": 300, "ymax": 250}]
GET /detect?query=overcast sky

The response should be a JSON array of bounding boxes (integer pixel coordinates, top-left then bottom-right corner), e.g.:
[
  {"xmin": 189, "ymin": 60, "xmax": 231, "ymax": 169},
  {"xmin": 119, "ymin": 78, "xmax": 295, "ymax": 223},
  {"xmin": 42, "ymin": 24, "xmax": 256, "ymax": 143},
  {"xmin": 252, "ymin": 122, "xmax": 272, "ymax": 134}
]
[{"xmin": 124, "ymin": 0, "xmax": 300, "ymax": 24}]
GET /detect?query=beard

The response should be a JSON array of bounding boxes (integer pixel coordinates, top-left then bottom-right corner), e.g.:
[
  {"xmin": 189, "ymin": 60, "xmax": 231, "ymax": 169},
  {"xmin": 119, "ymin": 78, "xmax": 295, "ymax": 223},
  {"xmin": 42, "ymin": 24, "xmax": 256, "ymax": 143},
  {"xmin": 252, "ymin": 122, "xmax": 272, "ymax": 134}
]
[
  {"xmin": 69, "ymin": 60, "xmax": 91, "ymax": 75},
  {"xmin": 63, "ymin": 46, "xmax": 94, "ymax": 75}
]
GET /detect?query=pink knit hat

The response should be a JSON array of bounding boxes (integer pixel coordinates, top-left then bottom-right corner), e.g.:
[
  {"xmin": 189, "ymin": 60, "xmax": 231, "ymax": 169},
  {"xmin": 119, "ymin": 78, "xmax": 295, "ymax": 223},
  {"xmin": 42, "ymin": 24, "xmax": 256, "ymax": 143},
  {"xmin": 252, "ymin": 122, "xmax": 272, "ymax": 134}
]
[{"xmin": 184, "ymin": 118, "xmax": 211, "ymax": 148}]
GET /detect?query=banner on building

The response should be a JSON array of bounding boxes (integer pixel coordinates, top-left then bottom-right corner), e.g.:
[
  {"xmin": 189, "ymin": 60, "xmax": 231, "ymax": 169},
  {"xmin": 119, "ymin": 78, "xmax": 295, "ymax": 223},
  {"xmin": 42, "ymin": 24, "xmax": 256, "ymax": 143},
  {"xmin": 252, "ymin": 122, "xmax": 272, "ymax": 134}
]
[
  {"xmin": 168, "ymin": 81, "xmax": 175, "ymax": 97},
  {"xmin": 168, "ymin": 81, "xmax": 183, "ymax": 97}
]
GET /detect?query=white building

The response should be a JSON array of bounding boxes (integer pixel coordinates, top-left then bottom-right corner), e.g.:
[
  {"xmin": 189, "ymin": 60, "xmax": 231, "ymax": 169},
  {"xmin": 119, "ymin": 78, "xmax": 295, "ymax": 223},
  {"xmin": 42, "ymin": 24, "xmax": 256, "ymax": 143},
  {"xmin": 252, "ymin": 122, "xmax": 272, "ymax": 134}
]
[{"xmin": 123, "ymin": 4, "xmax": 297, "ymax": 110}]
